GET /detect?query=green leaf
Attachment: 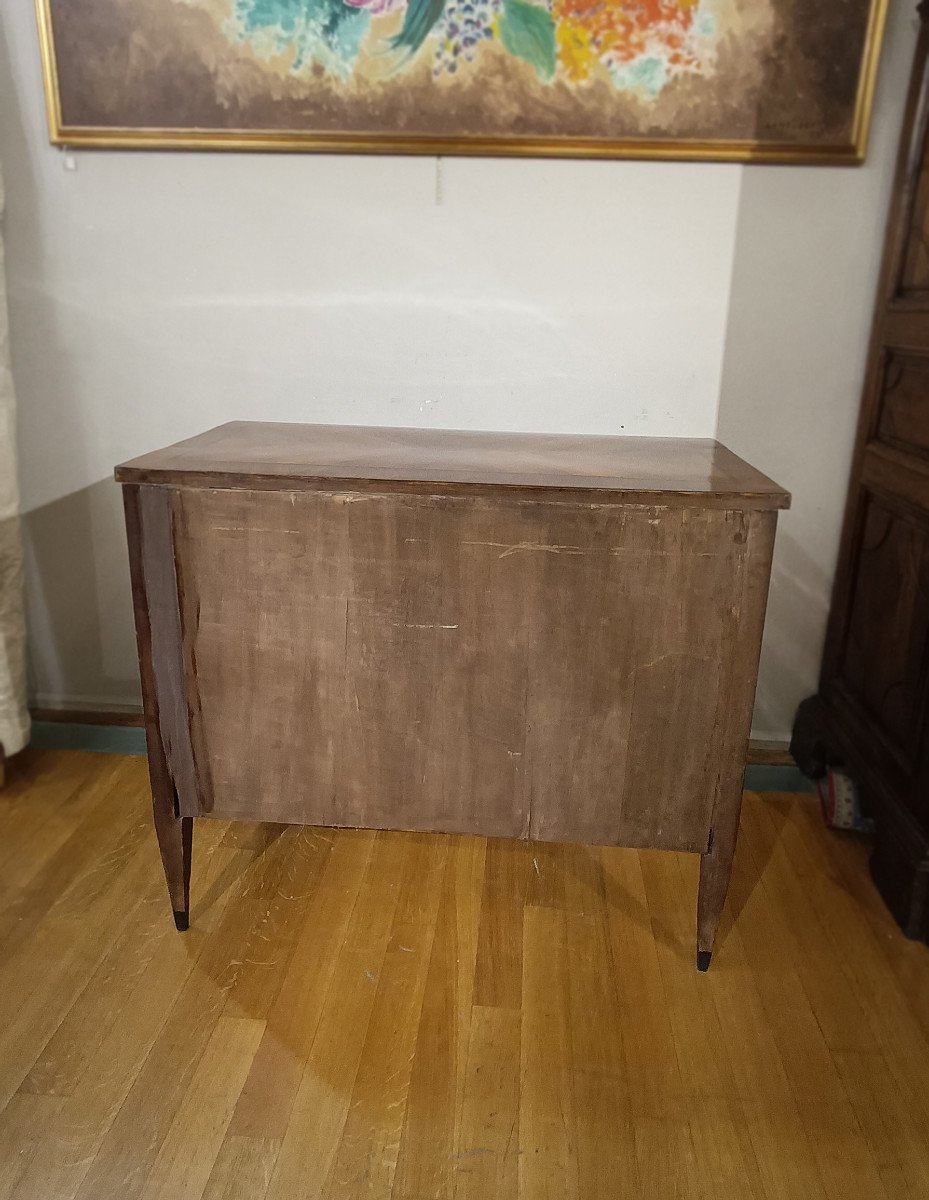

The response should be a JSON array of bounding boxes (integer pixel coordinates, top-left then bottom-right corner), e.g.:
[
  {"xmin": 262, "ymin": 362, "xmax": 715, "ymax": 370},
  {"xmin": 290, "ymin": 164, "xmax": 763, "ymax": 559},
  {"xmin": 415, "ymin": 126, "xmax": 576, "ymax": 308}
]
[
  {"xmin": 497, "ymin": 0, "xmax": 556, "ymax": 82},
  {"xmin": 389, "ymin": 0, "xmax": 447, "ymax": 57}
]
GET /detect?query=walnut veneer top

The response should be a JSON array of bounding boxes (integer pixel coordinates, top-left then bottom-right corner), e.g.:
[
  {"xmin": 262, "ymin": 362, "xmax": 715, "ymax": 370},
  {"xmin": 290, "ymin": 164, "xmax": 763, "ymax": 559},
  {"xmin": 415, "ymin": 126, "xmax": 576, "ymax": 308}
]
[{"xmin": 116, "ymin": 422, "xmax": 790, "ymax": 510}]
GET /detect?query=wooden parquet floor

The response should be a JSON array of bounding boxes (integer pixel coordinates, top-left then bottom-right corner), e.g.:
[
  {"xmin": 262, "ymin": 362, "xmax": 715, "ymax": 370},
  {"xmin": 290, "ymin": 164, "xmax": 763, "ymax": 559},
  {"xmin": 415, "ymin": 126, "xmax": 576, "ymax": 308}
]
[{"xmin": 0, "ymin": 748, "xmax": 928, "ymax": 1199}]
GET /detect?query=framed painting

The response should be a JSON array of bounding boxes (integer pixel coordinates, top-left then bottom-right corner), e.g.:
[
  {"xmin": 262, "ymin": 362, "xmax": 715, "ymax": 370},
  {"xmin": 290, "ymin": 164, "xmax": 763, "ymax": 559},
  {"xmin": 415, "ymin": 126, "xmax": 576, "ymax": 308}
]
[{"xmin": 35, "ymin": 0, "xmax": 889, "ymax": 162}]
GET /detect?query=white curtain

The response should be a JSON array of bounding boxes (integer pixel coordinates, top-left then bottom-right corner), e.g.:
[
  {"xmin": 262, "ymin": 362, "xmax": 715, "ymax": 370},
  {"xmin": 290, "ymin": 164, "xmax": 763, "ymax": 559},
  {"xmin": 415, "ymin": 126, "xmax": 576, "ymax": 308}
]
[{"xmin": 0, "ymin": 161, "xmax": 29, "ymax": 759}]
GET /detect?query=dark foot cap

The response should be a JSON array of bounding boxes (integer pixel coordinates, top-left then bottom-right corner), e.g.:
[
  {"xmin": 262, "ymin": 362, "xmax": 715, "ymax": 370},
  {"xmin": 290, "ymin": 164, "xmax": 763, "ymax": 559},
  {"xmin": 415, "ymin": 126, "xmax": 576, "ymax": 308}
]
[
  {"xmin": 173, "ymin": 909, "xmax": 190, "ymax": 932},
  {"xmin": 696, "ymin": 950, "xmax": 712, "ymax": 972}
]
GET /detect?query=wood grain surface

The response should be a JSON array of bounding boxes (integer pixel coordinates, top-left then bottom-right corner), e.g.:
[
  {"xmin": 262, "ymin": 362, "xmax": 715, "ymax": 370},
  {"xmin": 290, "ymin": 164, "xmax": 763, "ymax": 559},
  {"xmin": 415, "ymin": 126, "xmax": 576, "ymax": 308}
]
[
  {"xmin": 167, "ymin": 486, "xmax": 757, "ymax": 852},
  {"xmin": 1, "ymin": 748, "xmax": 928, "ymax": 1200},
  {"xmin": 697, "ymin": 511, "xmax": 777, "ymax": 961},
  {"xmin": 123, "ymin": 485, "xmax": 193, "ymax": 920},
  {"xmin": 116, "ymin": 423, "xmax": 790, "ymax": 510}
]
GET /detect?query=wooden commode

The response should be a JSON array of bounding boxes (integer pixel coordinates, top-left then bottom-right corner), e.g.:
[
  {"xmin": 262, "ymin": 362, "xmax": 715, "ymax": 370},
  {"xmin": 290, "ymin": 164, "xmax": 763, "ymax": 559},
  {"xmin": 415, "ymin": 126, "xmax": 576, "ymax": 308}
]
[{"xmin": 116, "ymin": 422, "xmax": 789, "ymax": 969}]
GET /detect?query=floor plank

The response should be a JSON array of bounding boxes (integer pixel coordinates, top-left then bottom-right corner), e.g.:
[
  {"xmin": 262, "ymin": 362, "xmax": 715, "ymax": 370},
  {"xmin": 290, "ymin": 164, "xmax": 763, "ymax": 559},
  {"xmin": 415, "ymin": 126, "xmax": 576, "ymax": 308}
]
[
  {"xmin": 0, "ymin": 755, "xmax": 927, "ymax": 1200},
  {"xmin": 262, "ymin": 831, "xmax": 409, "ymax": 1200},
  {"xmin": 453, "ymin": 1005, "xmax": 521, "ymax": 1200},
  {"xmin": 520, "ymin": 906, "xmax": 578, "ymax": 1200}
]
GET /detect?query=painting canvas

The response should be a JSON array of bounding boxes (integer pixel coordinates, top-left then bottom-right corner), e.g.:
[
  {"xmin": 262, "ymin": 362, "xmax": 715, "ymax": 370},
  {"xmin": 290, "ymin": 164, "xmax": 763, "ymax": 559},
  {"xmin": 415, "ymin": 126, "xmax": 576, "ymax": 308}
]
[{"xmin": 36, "ymin": 0, "xmax": 888, "ymax": 161}]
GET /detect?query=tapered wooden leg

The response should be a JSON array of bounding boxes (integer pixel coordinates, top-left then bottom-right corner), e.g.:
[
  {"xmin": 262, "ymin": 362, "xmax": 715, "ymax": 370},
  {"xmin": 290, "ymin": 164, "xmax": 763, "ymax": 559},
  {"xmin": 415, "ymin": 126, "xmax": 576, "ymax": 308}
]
[
  {"xmin": 123, "ymin": 484, "xmax": 196, "ymax": 932},
  {"xmin": 152, "ymin": 800, "xmax": 193, "ymax": 930},
  {"xmin": 696, "ymin": 815, "xmax": 739, "ymax": 971},
  {"xmin": 696, "ymin": 511, "xmax": 778, "ymax": 971}
]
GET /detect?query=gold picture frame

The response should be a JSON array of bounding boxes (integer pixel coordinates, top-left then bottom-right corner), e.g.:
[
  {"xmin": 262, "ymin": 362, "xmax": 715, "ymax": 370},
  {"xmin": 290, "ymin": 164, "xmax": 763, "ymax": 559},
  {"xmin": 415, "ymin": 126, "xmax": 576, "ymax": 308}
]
[{"xmin": 36, "ymin": 0, "xmax": 890, "ymax": 164}]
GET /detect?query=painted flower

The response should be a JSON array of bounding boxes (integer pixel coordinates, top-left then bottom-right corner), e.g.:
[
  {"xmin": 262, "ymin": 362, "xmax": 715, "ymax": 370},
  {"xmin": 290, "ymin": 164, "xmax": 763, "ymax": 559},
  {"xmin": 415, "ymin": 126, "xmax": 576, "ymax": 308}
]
[
  {"xmin": 433, "ymin": 0, "xmax": 502, "ymax": 77},
  {"xmin": 553, "ymin": 0, "xmax": 709, "ymax": 88},
  {"xmin": 229, "ymin": 0, "xmax": 716, "ymax": 92}
]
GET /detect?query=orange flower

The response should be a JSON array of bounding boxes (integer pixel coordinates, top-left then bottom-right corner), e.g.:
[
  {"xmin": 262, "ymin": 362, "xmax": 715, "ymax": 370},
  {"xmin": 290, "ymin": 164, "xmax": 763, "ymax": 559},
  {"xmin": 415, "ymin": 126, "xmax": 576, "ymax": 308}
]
[{"xmin": 553, "ymin": 0, "xmax": 701, "ymax": 82}]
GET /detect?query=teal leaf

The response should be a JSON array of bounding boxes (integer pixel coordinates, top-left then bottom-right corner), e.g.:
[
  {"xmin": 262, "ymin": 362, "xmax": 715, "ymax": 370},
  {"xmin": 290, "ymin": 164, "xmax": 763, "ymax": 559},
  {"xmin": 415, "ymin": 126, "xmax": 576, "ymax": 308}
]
[
  {"xmin": 388, "ymin": 0, "xmax": 446, "ymax": 57},
  {"xmin": 234, "ymin": 0, "xmax": 369, "ymax": 77},
  {"xmin": 497, "ymin": 0, "xmax": 555, "ymax": 82}
]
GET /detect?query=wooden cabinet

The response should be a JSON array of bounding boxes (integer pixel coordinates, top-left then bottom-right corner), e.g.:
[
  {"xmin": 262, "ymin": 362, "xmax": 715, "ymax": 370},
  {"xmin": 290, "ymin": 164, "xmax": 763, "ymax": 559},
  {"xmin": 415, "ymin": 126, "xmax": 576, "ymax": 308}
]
[
  {"xmin": 792, "ymin": 9, "xmax": 929, "ymax": 942},
  {"xmin": 117, "ymin": 423, "xmax": 788, "ymax": 969}
]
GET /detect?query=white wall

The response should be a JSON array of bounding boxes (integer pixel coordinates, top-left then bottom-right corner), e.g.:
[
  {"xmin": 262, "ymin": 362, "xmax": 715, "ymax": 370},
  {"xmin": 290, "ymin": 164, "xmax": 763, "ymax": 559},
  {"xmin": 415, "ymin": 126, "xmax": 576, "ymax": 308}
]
[
  {"xmin": 0, "ymin": 1, "xmax": 917, "ymax": 733},
  {"xmin": 717, "ymin": 0, "xmax": 916, "ymax": 740}
]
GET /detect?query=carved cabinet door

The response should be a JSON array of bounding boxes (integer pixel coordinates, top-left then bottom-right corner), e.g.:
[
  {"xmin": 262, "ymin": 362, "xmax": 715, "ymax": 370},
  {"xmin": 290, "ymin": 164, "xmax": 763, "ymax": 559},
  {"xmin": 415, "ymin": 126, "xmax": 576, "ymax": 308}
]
[{"xmin": 814, "ymin": 10, "xmax": 929, "ymax": 938}]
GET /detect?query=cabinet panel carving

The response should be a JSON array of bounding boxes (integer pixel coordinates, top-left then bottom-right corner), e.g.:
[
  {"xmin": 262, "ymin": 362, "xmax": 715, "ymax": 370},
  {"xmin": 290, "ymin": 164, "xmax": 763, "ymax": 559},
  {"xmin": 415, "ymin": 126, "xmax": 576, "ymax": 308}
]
[
  {"xmin": 840, "ymin": 495, "xmax": 929, "ymax": 766},
  {"xmin": 899, "ymin": 105, "xmax": 929, "ymax": 296},
  {"xmin": 877, "ymin": 351, "xmax": 929, "ymax": 457}
]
